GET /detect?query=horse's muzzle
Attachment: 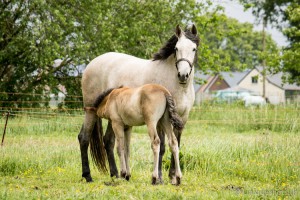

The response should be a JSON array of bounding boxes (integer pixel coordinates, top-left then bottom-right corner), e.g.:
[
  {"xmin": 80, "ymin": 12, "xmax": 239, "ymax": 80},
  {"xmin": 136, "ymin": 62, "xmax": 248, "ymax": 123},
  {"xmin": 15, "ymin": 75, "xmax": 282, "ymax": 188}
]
[{"xmin": 178, "ymin": 73, "xmax": 188, "ymax": 84}]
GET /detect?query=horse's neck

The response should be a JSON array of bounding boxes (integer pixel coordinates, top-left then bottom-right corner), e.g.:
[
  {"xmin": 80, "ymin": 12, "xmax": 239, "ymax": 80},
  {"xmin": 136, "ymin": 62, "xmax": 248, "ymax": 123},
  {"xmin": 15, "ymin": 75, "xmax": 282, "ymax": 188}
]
[
  {"xmin": 150, "ymin": 56, "xmax": 194, "ymax": 92},
  {"xmin": 150, "ymin": 56, "xmax": 195, "ymax": 118}
]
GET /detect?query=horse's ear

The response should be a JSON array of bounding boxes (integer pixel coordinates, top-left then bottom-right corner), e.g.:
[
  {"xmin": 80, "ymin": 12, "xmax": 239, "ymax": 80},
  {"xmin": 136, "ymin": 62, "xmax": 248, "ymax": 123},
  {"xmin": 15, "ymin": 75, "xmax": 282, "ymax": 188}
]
[
  {"xmin": 191, "ymin": 24, "xmax": 197, "ymax": 35},
  {"xmin": 175, "ymin": 24, "xmax": 182, "ymax": 38}
]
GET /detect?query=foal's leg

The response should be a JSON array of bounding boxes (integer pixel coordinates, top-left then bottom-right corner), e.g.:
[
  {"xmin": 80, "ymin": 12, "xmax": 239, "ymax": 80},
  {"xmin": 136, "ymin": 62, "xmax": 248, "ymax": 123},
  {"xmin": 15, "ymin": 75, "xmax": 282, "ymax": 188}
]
[
  {"xmin": 124, "ymin": 126, "xmax": 132, "ymax": 180},
  {"xmin": 111, "ymin": 122, "xmax": 127, "ymax": 179},
  {"xmin": 104, "ymin": 121, "xmax": 119, "ymax": 178},
  {"xmin": 78, "ymin": 111, "xmax": 97, "ymax": 182},
  {"xmin": 163, "ymin": 123, "xmax": 182, "ymax": 185},
  {"xmin": 146, "ymin": 122, "xmax": 161, "ymax": 185},
  {"xmin": 169, "ymin": 128, "xmax": 182, "ymax": 183}
]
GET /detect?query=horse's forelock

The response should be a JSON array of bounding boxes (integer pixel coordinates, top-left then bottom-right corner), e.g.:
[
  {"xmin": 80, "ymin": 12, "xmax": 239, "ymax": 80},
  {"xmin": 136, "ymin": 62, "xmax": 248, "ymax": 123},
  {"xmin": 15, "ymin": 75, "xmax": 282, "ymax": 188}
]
[
  {"xmin": 184, "ymin": 30, "xmax": 200, "ymax": 47},
  {"xmin": 153, "ymin": 30, "xmax": 199, "ymax": 61}
]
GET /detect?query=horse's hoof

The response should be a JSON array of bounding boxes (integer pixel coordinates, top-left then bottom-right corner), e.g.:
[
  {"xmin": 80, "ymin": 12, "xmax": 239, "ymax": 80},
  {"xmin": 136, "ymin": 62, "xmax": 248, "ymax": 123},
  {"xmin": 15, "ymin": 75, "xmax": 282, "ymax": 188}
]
[
  {"xmin": 152, "ymin": 177, "xmax": 159, "ymax": 185},
  {"xmin": 110, "ymin": 168, "xmax": 119, "ymax": 178},
  {"xmin": 170, "ymin": 176, "xmax": 181, "ymax": 186},
  {"xmin": 170, "ymin": 176, "xmax": 176, "ymax": 185},
  {"xmin": 176, "ymin": 176, "xmax": 181, "ymax": 186},
  {"xmin": 157, "ymin": 177, "xmax": 164, "ymax": 184},
  {"xmin": 110, "ymin": 173, "xmax": 119, "ymax": 178},
  {"xmin": 85, "ymin": 177, "xmax": 93, "ymax": 182},
  {"xmin": 125, "ymin": 174, "xmax": 131, "ymax": 181},
  {"xmin": 121, "ymin": 171, "xmax": 127, "ymax": 179}
]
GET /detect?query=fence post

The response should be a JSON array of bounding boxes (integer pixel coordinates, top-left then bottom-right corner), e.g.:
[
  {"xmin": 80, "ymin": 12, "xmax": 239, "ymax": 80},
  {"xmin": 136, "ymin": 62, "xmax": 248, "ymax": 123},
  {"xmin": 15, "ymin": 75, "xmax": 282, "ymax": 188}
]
[{"xmin": 1, "ymin": 112, "xmax": 10, "ymax": 146}]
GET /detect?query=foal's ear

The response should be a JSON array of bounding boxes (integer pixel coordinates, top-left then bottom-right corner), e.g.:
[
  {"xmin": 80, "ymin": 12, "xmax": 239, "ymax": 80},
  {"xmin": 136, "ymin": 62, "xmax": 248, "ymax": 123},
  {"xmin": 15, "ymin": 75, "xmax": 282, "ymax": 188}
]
[
  {"xmin": 175, "ymin": 24, "xmax": 182, "ymax": 38},
  {"xmin": 191, "ymin": 24, "xmax": 197, "ymax": 35}
]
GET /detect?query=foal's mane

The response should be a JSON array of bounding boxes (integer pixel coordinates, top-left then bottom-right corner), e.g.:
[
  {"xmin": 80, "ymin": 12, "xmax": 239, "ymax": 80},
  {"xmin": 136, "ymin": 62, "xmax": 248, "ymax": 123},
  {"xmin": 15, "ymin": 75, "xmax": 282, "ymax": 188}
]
[
  {"xmin": 153, "ymin": 29, "xmax": 200, "ymax": 61},
  {"xmin": 93, "ymin": 86, "xmax": 123, "ymax": 108}
]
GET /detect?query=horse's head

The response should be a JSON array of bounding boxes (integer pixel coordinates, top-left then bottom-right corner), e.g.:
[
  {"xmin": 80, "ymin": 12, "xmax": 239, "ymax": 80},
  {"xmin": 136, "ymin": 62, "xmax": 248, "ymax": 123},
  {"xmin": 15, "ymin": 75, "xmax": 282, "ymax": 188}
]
[{"xmin": 174, "ymin": 24, "xmax": 199, "ymax": 84}]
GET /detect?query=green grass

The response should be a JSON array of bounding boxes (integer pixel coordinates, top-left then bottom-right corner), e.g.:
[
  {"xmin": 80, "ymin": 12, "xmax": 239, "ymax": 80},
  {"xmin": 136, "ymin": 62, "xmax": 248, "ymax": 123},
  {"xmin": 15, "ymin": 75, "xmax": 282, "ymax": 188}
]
[{"xmin": 0, "ymin": 105, "xmax": 299, "ymax": 199}]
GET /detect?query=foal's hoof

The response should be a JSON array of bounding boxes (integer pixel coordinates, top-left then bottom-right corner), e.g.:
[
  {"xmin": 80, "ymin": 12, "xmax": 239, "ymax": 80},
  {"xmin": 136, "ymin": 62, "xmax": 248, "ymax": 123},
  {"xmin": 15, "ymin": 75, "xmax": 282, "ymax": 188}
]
[
  {"xmin": 157, "ymin": 177, "xmax": 164, "ymax": 184},
  {"xmin": 152, "ymin": 177, "xmax": 162, "ymax": 185},
  {"xmin": 176, "ymin": 176, "xmax": 181, "ymax": 186},
  {"xmin": 121, "ymin": 172, "xmax": 131, "ymax": 181},
  {"xmin": 121, "ymin": 172, "xmax": 127, "ymax": 179},
  {"xmin": 170, "ymin": 176, "xmax": 181, "ymax": 186},
  {"xmin": 125, "ymin": 174, "xmax": 131, "ymax": 181}
]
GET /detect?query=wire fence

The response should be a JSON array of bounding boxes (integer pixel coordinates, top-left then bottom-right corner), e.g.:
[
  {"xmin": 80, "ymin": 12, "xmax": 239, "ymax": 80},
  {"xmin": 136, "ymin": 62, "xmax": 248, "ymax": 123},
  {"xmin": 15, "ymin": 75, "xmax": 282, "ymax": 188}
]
[{"xmin": 0, "ymin": 92, "xmax": 299, "ymax": 137}]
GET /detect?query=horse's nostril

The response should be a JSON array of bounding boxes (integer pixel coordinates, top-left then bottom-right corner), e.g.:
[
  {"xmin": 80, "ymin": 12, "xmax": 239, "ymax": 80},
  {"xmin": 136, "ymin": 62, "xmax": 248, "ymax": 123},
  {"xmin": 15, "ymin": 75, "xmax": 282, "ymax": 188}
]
[
  {"xmin": 178, "ymin": 73, "xmax": 180, "ymax": 78},
  {"xmin": 186, "ymin": 74, "xmax": 189, "ymax": 78}
]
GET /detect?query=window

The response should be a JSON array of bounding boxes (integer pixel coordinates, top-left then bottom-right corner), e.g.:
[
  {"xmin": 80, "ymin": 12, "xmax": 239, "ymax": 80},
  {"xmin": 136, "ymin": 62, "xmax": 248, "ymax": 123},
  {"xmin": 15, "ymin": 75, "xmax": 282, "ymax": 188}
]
[{"xmin": 251, "ymin": 76, "xmax": 258, "ymax": 84}]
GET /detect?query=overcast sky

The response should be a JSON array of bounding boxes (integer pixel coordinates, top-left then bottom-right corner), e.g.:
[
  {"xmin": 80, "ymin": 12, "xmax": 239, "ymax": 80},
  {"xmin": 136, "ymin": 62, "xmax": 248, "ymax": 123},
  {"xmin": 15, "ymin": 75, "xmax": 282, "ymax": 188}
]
[{"xmin": 216, "ymin": 0, "xmax": 288, "ymax": 47}]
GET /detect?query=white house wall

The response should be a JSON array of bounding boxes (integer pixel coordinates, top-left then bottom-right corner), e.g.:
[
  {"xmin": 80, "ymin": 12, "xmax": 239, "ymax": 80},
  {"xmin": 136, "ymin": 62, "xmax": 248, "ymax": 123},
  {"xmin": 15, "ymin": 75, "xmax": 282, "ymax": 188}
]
[{"xmin": 238, "ymin": 69, "xmax": 285, "ymax": 104}]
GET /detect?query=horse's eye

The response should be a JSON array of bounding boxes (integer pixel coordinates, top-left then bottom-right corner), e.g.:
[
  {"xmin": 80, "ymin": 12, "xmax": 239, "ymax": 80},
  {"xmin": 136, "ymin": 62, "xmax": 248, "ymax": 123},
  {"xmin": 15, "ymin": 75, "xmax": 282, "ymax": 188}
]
[
  {"xmin": 175, "ymin": 47, "xmax": 178, "ymax": 51},
  {"xmin": 193, "ymin": 48, "xmax": 196, "ymax": 52}
]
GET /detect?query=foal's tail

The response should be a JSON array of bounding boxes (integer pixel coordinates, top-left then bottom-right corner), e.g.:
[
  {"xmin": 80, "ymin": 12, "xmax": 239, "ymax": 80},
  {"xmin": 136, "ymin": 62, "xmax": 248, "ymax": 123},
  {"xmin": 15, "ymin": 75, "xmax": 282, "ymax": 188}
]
[
  {"xmin": 90, "ymin": 117, "xmax": 107, "ymax": 172},
  {"xmin": 165, "ymin": 95, "xmax": 184, "ymax": 131}
]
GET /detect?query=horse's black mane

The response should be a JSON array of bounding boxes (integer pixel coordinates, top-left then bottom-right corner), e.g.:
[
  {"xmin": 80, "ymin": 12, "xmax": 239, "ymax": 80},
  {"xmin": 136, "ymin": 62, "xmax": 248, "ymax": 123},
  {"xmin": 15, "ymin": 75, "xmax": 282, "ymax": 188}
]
[
  {"xmin": 93, "ymin": 86, "xmax": 123, "ymax": 108},
  {"xmin": 153, "ymin": 29, "xmax": 200, "ymax": 61}
]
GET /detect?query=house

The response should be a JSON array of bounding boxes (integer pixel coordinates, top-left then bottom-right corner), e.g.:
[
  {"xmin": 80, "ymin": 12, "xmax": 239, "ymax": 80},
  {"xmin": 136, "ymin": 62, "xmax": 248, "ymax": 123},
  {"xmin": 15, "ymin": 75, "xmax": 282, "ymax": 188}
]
[
  {"xmin": 237, "ymin": 67, "xmax": 300, "ymax": 104},
  {"xmin": 194, "ymin": 70, "xmax": 248, "ymax": 104},
  {"xmin": 194, "ymin": 67, "xmax": 300, "ymax": 104}
]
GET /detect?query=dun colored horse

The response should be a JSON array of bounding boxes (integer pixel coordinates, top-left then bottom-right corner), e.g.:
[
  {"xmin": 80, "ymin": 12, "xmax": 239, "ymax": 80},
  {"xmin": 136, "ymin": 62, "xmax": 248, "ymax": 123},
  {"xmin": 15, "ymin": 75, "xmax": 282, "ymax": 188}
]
[{"xmin": 92, "ymin": 84, "xmax": 183, "ymax": 185}]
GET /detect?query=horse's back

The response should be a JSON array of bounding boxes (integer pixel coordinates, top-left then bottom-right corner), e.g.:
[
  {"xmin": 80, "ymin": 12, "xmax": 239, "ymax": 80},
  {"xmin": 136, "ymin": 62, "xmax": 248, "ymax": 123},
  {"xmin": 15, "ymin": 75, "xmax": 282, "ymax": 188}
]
[{"xmin": 82, "ymin": 52, "xmax": 151, "ymax": 105}]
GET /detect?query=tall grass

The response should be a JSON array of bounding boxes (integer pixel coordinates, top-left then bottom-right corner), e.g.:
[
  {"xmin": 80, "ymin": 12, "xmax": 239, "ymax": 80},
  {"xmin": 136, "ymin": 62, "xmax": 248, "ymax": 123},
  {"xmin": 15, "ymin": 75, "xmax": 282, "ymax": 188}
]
[
  {"xmin": 190, "ymin": 103, "xmax": 299, "ymax": 132},
  {"xmin": 0, "ymin": 104, "xmax": 299, "ymax": 199}
]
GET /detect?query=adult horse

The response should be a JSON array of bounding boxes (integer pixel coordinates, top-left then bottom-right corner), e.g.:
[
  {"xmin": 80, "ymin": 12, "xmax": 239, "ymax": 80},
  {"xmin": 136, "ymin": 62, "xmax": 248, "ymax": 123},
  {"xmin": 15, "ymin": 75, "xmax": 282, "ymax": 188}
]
[{"xmin": 79, "ymin": 24, "xmax": 199, "ymax": 183}]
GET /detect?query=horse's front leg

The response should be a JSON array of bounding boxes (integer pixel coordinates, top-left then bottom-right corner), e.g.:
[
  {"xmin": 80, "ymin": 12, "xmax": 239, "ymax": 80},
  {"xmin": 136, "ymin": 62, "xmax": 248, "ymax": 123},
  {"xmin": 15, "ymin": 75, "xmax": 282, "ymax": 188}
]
[
  {"xmin": 169, "ymin": 128, "xmax": 182, "ymax": 184},
  {"xmin": 157, "ymin": 129, "xmax": 166, "ymax": 184},
  {"xmin": 166, "ymin": 129, "xmax": 182, "ymax": 185},
  {"xmin": 104, "ymin": 121, "xmax": 119, "ymax": 178}
]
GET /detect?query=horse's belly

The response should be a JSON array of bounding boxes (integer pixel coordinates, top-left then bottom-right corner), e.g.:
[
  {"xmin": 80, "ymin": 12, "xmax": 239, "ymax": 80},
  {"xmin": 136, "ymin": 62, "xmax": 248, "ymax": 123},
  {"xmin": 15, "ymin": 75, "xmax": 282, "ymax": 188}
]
[{"xmin": 121, "ymin": 111, "xmax": 145, "ymax": 126}]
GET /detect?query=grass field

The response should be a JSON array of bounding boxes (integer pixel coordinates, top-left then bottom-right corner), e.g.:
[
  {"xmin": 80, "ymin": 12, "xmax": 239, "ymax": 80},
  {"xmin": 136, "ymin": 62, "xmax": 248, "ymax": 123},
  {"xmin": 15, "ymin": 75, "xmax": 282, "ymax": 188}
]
[{"xmin": 0, "ymin": 104, "xmax": 299, "ymax": 199}]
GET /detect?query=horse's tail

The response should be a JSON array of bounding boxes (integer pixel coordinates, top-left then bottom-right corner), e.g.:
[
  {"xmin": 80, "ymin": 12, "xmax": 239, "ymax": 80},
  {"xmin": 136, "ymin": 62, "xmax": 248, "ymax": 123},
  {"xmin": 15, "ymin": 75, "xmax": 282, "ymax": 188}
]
[
  {"xmin": 165, "ymin": 95, "xmax": 184, "ymax": 131},
  {"xmin": 90, "ymin": 117, "xmax": 107, "ymax": 172}
]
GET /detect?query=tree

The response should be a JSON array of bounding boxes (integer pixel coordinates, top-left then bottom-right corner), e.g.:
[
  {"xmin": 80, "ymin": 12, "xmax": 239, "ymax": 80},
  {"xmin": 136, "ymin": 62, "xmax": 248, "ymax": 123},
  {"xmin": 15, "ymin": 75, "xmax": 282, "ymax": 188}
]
[
  {"xmin": 238, "ymin": 0, "xmax": 300, "ymax": 85},
  {"xmin": 194, "ymin": 13, "xmax": 279, "ymax": 73},
  {"xmin": 0, "ymin": 0, "xmax": 211, "ymax": 108},
  {"xmin": 281, "ymin": 2, "xmax": 300, "ymax": 85},
  {"xmin": 0, "ymin": 0, "xmax": 282, "ymax": 109}
]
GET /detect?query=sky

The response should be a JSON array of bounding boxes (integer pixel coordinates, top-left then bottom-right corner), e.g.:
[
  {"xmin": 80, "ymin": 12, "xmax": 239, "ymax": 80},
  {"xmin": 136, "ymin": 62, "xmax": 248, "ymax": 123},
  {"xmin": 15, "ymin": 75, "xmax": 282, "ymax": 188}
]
[{"xmin": 215, "ymin": 0, "xmax": 288, "ymax": 47}]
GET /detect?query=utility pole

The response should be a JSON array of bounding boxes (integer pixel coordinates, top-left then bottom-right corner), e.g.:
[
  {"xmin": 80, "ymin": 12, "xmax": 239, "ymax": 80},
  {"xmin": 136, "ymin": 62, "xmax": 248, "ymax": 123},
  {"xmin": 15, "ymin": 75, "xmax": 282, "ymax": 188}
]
[{"xmin": 262, "ymin": 18, "xmax": 267, "ymax": 99}]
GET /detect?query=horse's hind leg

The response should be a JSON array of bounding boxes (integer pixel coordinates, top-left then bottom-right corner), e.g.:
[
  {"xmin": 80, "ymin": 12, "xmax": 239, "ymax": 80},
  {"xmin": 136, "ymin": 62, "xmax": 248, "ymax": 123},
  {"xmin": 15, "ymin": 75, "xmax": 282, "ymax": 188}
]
[
  {"xmin": 157, "ymin": 127, "xmax": 166, "ymax": 184},
  {"xmin": 78, "ymin": 111, "xmax": 97, "ymax": 182},
  {"xmin": 104, "ymin": 121, "xmax": 119, "ymax": 178}
]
